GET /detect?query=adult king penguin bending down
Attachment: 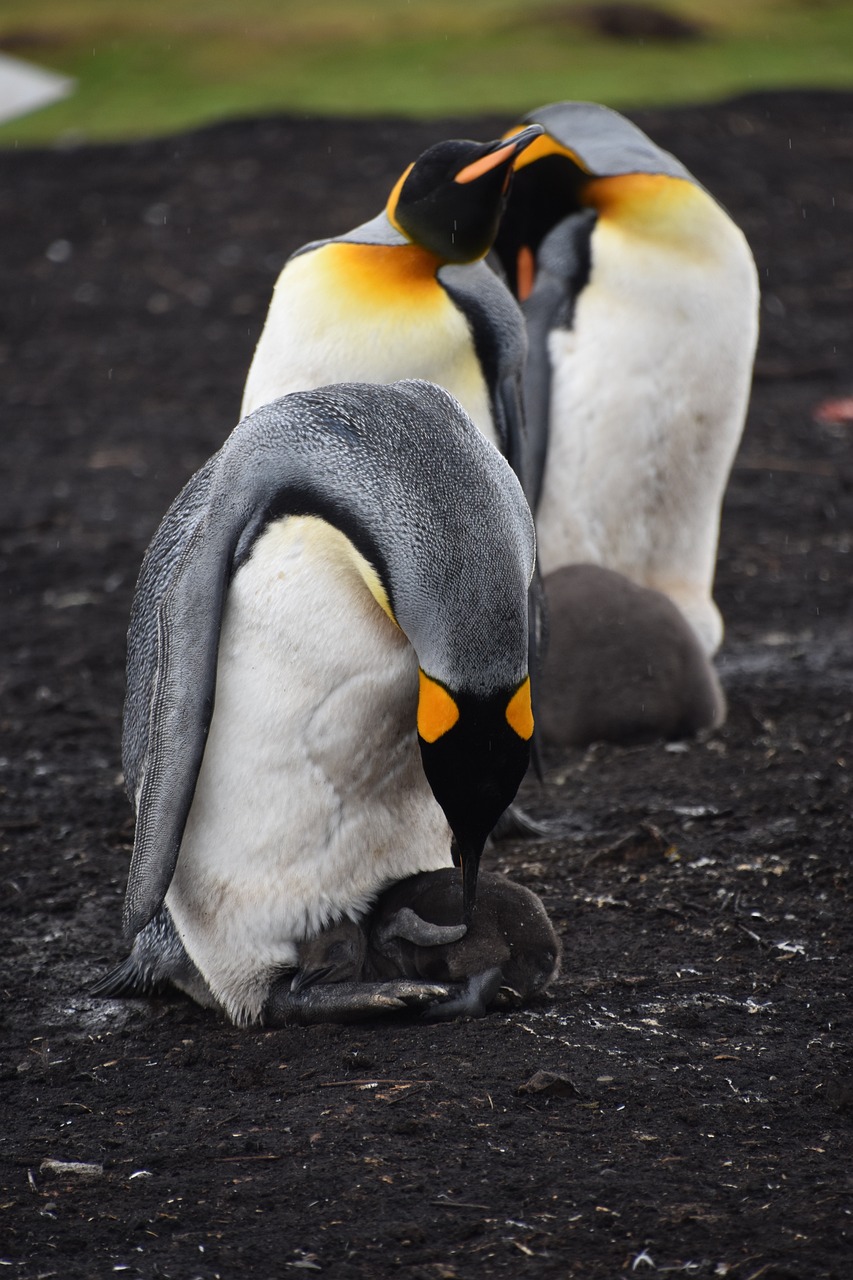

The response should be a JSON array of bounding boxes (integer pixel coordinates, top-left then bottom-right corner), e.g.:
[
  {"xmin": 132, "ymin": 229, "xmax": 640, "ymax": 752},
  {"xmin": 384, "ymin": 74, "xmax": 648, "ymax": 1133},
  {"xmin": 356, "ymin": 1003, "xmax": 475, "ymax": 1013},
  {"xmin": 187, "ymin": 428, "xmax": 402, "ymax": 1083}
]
[
  {"xmin": 494, "ymin": 102, "xmax": 760, "ymax": 657},
  {"xmin": 96, "ymin": 382, "xmax": 536, "ymax": 1027},
  {"xmin": 240, "ymin": 125, "xmax": 543, "ymax": 497}
]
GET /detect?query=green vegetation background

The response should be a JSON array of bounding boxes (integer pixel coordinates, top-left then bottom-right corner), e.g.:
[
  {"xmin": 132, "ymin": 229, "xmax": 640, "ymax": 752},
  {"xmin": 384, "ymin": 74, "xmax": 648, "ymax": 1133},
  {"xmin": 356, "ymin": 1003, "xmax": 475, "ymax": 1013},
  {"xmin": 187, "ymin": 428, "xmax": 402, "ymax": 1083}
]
[{"xmin": 1, "ymin": 0, "xmax": 852, "ymax": 145}]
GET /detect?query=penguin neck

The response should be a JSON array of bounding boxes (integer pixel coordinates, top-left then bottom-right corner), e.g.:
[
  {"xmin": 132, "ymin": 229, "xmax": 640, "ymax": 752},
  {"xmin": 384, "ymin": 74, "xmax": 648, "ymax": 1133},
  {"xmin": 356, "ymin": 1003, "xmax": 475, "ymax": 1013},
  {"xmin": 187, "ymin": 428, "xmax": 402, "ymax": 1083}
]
[
  {"xmin": 583, "ymin": 174, "xmax": 730, "ymax": 254},
  {"xmin": 288, "ymin": 515, "xmax": 398, "ymax": 628},
  {"xmin": 322, "ymin": 239, "xmax": 443, "ymax": 304}
]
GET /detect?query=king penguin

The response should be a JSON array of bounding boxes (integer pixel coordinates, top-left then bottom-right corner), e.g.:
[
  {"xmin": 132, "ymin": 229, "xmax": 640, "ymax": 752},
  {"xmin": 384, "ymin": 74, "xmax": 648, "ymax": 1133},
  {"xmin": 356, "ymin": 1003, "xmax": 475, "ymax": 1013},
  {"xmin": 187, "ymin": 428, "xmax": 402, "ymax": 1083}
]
[
  {"xmin": 240, "ymin": 125, "xmax": 543, "ymax": 496},
  {"xmin": 95, "ymin": 380, "xmax": 536, "ymax": 1027},
  {"xmin": 493, "ymin": 101, "xmax": 760, "ymax": 656}
]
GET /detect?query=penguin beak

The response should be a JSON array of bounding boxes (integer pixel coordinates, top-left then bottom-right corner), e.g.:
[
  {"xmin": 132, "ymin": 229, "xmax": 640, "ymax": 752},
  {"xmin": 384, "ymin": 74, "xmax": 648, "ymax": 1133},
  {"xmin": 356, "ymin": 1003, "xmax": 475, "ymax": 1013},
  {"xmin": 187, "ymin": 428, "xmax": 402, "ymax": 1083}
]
[
  {"xmin": 453, "ymin": 123, "xmax": 544, "ymax": 185},
  {"xmin": 456, "ymin": 837, "xmax": 484, "ymax": 928}
]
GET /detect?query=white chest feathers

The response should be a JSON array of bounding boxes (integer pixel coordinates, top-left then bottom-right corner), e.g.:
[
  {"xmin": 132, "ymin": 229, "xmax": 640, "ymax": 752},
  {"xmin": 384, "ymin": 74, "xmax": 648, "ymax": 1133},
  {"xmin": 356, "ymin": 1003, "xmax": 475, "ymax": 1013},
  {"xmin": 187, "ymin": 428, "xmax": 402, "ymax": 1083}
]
[
  {"xmin": 165, "ymin": 516, "xmax": 453, "ymax": 1024},
  {"xmin": 535, "ymin": 182, "xmax": 759, "ymax": 655},
  {"xmin": 241, "ymin": 241, "xmax": 497, "ymax": 446}
]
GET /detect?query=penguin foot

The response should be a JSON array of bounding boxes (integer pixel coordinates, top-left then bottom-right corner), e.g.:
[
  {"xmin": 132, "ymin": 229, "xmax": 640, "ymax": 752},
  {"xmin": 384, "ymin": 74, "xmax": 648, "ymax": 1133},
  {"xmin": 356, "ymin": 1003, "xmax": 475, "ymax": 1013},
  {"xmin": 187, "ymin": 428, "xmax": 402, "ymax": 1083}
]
[
  {"xmin": 424, "ymin": 967, "xmax": 504, "ymax": 1021},
  {"xmin": 263, "ymin": 978, "xmax": 453, "ymax": 1026}
]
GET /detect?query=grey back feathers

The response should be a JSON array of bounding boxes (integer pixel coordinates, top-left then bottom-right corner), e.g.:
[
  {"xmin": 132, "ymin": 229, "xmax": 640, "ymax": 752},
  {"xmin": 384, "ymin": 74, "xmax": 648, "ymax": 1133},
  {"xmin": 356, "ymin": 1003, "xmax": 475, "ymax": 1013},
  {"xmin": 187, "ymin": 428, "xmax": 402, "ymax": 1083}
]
[{"xmin": 122, "ymin": 380, "xmax": 535, "ymax": 937}]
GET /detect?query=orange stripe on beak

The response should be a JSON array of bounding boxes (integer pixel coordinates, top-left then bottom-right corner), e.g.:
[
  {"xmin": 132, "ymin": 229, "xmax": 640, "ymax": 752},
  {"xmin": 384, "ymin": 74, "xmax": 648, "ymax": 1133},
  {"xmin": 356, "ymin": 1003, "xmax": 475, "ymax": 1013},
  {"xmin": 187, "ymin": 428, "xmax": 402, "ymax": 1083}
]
[{"xmin": 454, "ymin": 141, "xmax": 519, "ymax": 185}]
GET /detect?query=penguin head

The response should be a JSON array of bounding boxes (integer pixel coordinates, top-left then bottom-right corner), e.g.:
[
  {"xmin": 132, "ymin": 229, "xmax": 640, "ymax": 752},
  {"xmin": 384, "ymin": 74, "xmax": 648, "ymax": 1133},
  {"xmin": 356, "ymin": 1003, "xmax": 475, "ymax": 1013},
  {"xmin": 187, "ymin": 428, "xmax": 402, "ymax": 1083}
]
[
  {"xmin": 416, "ymin": 672, "xmax": 534, "ymax": 924},
  {"xmin": 495, "ymin": 101, "xmax": 695, "ymax": 297},
  {"xmin": 386, "ymin": 124, "xmax": 544, "ymax": 264}
]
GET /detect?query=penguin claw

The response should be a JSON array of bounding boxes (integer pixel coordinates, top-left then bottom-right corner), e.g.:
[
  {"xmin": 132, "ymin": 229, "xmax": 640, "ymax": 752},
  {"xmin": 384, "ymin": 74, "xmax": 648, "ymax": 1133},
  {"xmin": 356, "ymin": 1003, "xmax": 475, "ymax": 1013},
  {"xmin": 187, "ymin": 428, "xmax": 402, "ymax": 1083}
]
[{"xmin": 385, "ymin": 979, "xmax": 453, "ymax": 1006}]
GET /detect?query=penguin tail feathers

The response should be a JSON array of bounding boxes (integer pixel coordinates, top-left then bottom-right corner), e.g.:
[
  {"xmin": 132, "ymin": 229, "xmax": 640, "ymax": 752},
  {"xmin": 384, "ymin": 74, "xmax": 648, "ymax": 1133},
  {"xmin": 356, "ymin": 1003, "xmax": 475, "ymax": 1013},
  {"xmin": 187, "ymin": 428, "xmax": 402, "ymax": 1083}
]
[
  {"xmin": 90, "ymin": 907, "xmax": 188, "ymax": 1000},
  {"xmin": 90, "ymin": 952, "xmax": 163, "ymax": 999}
]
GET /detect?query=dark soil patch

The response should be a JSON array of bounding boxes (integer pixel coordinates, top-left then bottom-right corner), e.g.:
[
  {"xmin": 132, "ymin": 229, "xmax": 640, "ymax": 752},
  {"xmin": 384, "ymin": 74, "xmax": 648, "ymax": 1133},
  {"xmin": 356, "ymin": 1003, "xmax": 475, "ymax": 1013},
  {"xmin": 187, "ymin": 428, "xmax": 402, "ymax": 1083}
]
[{"xmin": 2, "ymin": 91, "xmax": 852, "ymax": 1278}]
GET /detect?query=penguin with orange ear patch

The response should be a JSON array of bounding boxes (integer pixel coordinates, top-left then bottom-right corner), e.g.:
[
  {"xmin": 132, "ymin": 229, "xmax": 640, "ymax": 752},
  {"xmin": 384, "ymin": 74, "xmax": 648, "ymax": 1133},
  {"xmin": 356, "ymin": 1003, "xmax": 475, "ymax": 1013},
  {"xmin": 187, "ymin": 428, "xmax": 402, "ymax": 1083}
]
[
  {"xmin": 493, "ymin": 102, "xmax": 759, "ymax": 658},
  {"xmin": 242, "ymin": 125, "xmax": 544, "ymax": 499},
  {"xmin": 93, "ymin": 381, "xmax": 536, "ymax": 1027}
]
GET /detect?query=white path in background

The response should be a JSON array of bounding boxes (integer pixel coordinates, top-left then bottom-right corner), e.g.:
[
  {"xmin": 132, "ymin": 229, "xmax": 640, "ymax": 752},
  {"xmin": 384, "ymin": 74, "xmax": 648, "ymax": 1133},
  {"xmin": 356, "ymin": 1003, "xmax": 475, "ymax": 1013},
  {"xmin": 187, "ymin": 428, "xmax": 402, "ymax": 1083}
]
[{"xmin": 0, "ymin": 51, "xmax": 74, "ymax": 125}]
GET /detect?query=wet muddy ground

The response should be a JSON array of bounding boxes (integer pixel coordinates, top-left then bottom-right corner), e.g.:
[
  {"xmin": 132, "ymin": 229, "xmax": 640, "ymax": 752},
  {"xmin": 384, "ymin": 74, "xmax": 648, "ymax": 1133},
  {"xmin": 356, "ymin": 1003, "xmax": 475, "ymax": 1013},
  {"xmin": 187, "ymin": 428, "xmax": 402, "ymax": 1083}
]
[{"xmin": 1, "ymin": 90, "xmax": 852, "ymax": 1278}]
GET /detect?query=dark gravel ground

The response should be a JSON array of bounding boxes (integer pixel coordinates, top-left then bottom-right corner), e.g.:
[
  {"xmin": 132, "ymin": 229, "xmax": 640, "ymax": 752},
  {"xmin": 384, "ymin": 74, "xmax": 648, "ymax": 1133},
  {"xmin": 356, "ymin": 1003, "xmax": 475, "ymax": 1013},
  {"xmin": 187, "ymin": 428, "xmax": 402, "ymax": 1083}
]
[{"xmin": 1, "ymin": 90, "xmax": 852, "ymax": 1279}]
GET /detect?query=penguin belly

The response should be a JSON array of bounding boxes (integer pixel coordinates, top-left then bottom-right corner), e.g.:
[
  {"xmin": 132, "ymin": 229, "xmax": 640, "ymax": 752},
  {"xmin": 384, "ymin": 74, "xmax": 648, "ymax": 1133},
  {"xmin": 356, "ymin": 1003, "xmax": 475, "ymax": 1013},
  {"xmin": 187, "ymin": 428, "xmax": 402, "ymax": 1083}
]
[
  {"xmin": 164, "ymin": 515, "xmax": 453, "ymax": 1025},
  {"xmin": 241, "ymin": 243, "xmax": 497, "ymax": 445},
  {"xmin": 534, "ymin": 202, "xmax": 758, "ymax": 656}
]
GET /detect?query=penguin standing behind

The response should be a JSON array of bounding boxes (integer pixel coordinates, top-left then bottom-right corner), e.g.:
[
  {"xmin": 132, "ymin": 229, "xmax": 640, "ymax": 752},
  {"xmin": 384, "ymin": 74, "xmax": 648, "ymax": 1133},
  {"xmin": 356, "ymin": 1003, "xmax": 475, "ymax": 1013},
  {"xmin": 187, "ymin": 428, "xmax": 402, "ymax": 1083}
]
[
  {"xmin": 493, "ymin": 102, "xmax": 760, "ymax": 656},
  {"xmin": 95, "ymin": 381, "xmax": 536, "ymax": 1027},
  {"xmin": 275, "ymin": 869, "xmax": 561, "ymax": 1024},
  {"xmin": 241, "ymin": 125, "xmax": 543, "ymax": 496}
]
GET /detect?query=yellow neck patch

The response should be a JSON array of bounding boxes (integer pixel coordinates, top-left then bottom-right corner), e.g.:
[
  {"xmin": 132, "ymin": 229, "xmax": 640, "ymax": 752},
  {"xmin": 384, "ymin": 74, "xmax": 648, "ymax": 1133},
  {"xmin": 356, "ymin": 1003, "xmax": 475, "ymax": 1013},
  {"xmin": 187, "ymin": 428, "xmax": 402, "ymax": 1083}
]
[
  {"xmin": 583, "ymin": 172, "xmax": 697, "ymax": 225},
  {"xmin": 417, "ymin": 671, "xmax": 460, "ymax": 743},
  {"xmin": 506, "ymin": 676, "xmax": 534, "ymax": 740},
  {"xmin": 287, "ymin": 516, "xmax": 398, "ymax": 627},
  {"xmin": 321, "ymin": 240, "xmax": 442, "ymax": 308}
]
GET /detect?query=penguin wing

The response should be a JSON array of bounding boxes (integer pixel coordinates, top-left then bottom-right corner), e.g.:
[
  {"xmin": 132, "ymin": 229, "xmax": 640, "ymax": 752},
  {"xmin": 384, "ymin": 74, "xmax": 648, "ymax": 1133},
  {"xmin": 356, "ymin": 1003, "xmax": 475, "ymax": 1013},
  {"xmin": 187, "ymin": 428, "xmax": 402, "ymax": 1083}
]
[
  {"xmin": 438, "ymin": 260, "xmax": 533, "ymax": 501},
  {"xmin": 521, "ymin": 208, "xmax": 597, "ymax": 508},
  {"xmin": 121, "ymin": 453, "xmax": 269, "ymax": 938}
]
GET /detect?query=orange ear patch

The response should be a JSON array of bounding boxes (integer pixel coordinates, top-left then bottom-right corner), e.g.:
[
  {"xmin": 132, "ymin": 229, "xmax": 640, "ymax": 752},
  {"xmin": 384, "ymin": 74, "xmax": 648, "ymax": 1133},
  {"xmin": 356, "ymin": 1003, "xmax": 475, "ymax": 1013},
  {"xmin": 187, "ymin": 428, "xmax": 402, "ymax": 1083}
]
[
  {"xmin": 506, "ymin": 676, "xmax": 534, "ymax": 740},
  {"xmin": 417, "ymin": 671, "xmax": 460, "ymax": 743}
]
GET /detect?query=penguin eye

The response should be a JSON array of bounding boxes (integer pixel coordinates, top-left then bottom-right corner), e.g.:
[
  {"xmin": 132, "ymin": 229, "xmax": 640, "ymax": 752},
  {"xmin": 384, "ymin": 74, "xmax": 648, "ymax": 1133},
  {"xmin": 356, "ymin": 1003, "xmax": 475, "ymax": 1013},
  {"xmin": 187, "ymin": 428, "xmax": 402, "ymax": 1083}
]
[
  {"xmin": 417, "ymin": 671, "xmax": 460, "ymax": 742},
  {"xmin": 505, "ymin": 677, "xmax": 534, "ymax": 741}
]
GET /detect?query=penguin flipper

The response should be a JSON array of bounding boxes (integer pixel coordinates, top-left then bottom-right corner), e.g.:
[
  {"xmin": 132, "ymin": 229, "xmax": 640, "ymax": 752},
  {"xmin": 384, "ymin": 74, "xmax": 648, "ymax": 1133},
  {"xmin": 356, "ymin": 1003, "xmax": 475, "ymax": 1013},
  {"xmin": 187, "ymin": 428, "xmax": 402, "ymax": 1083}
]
[
  {"xmin": 438, "ymin": 261, "xmax": 531, "ymax": 491},
  {"xmin": 521, "ymin": 207, "xmax": 597, "ymax": 510},
  {"xmin": 121, "ymin": 410, "xmax": 295, "ymax": 938},
  {"xmin": 373, "ymin": 907, "xmax": 467, "ymax": 950},
  {"xmin": 121, "ymin": 460, "xmax": 244, "ymax": 938}
]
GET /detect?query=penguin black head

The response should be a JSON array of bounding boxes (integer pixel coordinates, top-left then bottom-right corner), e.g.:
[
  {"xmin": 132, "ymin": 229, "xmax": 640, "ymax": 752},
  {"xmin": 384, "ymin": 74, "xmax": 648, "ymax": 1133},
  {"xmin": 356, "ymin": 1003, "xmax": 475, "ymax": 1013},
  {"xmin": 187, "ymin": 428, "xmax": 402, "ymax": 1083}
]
[
  {"xmin": 416, "ymin": 672, "xmax": 533, "ymax": 924},
  {"xmin": 387, "ymin": 125, "xmax": 544, "ymax": 264}
]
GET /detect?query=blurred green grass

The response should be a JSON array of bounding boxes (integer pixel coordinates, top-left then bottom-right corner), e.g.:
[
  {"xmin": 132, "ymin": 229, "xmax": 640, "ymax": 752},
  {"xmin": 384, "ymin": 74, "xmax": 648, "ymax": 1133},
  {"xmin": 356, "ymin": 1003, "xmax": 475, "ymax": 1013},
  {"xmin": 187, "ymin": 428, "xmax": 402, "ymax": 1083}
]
[{"xmin": 1, "ymin": 0, "xmax": 852, "ymax": 146}]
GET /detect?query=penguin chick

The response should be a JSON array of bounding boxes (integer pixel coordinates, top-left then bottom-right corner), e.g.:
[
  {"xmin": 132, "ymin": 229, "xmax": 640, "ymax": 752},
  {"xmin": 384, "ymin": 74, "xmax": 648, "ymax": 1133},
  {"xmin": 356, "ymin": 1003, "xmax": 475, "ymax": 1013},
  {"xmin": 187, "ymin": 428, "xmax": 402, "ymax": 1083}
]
[
  {"xmin": 241, "ymin": 125, "xmax": 543, "ymax": 498},
  {"xmin": 369, "ymin": 869, "xmax": 561, "ymax": 1019},
  {"xmin": 99, "ymin": 380, "xmax": 536, "ymax": 1027},
  {"xmin": 537, "ymin": 563, "xmax": 725, "ymax": 748},
  {"xmin": 493, "ymin": 101, "xmax": 760, "ymax": 654},
  {"xmin": 270, "ymin": 869, "xmax": 560, "ymax": 1024}
]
